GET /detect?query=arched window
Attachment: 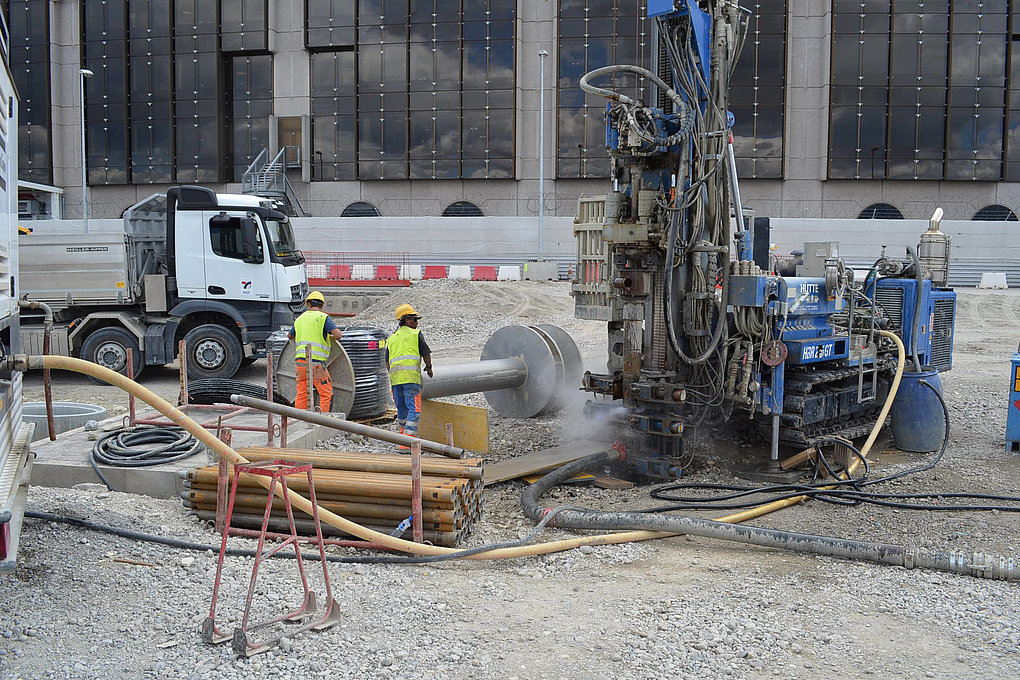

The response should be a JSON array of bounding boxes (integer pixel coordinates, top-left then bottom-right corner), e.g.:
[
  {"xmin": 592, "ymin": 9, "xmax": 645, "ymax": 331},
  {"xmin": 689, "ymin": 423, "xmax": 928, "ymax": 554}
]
[
  {"xmin": 341, "ymin": 201, "xmax": 380, "ymax": 217},
  {"xmin": 972, "ymin": 205, "xmax": 1018, "ymax": 221},
  {"xmin": 442, "ymin": 201, "xmax": 484, "ymax": 217},
  {"xmin": 858, "ymin": 203, "xmax": 904, "ymax": 220}
]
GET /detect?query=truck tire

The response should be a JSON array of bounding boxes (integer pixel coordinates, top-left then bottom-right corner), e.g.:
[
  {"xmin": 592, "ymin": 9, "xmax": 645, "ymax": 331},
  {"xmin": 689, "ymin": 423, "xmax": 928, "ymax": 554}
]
[
  {"xmin": 183, "ymin": 324, "xmax": 243, "ymax": 380},
  {"xmin": 80, "ymin": 326, "xmax": 145, "ymax": 385}
]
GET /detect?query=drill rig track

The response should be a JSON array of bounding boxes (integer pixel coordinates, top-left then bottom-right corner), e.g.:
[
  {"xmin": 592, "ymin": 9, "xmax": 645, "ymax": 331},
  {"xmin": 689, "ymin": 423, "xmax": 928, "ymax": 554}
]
[{"xmin": 758, "ymin": 363, "xmax": 894, "ymax": 447}]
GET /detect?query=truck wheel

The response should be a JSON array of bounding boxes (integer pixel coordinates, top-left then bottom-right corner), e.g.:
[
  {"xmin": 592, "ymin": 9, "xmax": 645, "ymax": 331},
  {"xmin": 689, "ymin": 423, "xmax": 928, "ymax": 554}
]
[
  {"xmin": 183, "ymin": 324, "xmax": 243, "ymax": 379},
  {"xmin": 80, "ymin": 327, "xmax": 145, "ymax": 385}
]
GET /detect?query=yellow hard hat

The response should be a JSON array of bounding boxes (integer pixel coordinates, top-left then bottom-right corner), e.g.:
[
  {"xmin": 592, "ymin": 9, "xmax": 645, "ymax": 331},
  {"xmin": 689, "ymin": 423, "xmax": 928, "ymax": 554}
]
[
  {"xmin": 395, "ymin": 303, "xmax": 419, "ymax": 320},
  {"xmin": 306, "ymin": 291, "xmax": 326, "ymax": 304}
]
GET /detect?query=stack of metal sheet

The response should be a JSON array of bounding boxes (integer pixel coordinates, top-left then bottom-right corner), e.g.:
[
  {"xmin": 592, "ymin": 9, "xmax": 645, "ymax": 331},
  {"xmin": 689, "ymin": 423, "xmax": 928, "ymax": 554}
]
[{"xmin": 180, "ymin": 447, "xmax": 484, "ymax": 547}]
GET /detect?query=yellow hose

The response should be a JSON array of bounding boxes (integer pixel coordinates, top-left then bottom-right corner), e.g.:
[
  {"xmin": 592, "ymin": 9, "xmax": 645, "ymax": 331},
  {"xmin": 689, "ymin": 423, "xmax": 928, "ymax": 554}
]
[
  {"xmin": 26, "ymin": 331, "xmax": 904, "ymax": 557},
  {"xmin": 29, "ymin": 354, "xmax": 672, "ymax": 558}
]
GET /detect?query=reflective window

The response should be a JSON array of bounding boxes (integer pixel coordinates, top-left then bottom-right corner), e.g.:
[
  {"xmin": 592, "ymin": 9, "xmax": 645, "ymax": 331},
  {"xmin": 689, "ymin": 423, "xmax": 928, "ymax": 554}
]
[
  {"xmin": 442, "ymin": 200, "xmax": 484, "ymax": 216},
  {"xmin": 730, "ymin": 1, "xmax": 787, "ymax": 179},
  {"xmin": 830, "ymin": 3, "xmax": 1009, "ymax": 181},
  {"xmin": 229, "ymin": 55, "xmax": 273, "ymax": 181},
  {"xmin": 175, "ymin": 0, "xmax": 222, "ymax": 183},
  {"xmin": 126, "ymin": 0, "xmax": 171, "ymax": 184},
  {"xmin": 341, "ymin": 201, "xmax": 381, "ymax": 216},
  {"xmin": 309, "ymin": 0, "xmax": 515, "ymax": 181},
  {"xmin": 556, "ymin": 0, "xmax": 652, "ymax": 179},
  {"xmin": 858, "ymin": 203, "xmax": 904, "ymax": 219},
  {"xmin": 10, "ymin": 0, "xmax": 53, "ymax": 184},
  {"xmin": 307, "ymin": 0, "xmax": 355, "ymax": 48},
  {"xmin": 221, "ymin": 0, "xmax": 268, "ymax": 53},
  {"xmin": 209, "ymin": 215, "xmax": 263, "ymax": 262},
  {"xmin": 972, "ymin": 204, "xmax": 1018, "ymax": 221}
]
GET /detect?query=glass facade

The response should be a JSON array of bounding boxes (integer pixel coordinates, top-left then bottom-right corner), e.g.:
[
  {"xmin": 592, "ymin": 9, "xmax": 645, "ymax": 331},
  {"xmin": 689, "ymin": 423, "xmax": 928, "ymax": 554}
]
[
  {"xmin": 556, "ymin": 0, "xmax": 653, "ymax": 179},
  {"xmin": 729, "ymin": 1, "xmax": 787, "ymax": 179},
  {"xmin": 829, "ymin": 1, "xmax": 1010, "ymax": 181},
  {"xmin": 8, "ymin": 0, "xmax": 51, "ymax": 184},
  {"xmin": 308, "ymin": 0, "xmax": 515, "ymax": 181}
]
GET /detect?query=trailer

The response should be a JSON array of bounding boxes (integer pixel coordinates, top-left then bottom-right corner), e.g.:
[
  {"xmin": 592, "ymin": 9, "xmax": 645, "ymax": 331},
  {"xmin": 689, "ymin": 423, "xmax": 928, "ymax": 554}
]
[
  {"xmin": 0, "ymin": 4, "xmax": 32, "ymax": 572},
  {"xmin": 19, "ymin": 187, "xmax": 309, "ymax": 380}
]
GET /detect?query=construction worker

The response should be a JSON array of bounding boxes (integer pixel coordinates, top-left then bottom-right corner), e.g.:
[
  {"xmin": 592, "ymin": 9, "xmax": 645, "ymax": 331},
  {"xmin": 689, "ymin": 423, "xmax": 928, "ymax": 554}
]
[
  {"xmin": 288, "ymin": 291, "xmax": 343, "ymax": 412},
  {"xmin": 388, "ymin": 303, "xmax": 433, "ymax": 446}
]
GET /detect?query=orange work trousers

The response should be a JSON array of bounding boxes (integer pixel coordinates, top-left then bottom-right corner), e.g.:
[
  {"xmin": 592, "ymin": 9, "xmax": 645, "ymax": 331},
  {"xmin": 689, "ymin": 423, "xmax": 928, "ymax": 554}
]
[{"xmin": 295, "ymin": 361, "xmax": 333, "ymax": 412}]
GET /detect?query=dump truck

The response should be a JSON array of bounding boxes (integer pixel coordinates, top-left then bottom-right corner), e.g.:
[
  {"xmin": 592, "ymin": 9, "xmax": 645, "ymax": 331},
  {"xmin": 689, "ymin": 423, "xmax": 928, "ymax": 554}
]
[{"xmin": 19, "ymin": 186, "xmax": 308, "ymax": 380}]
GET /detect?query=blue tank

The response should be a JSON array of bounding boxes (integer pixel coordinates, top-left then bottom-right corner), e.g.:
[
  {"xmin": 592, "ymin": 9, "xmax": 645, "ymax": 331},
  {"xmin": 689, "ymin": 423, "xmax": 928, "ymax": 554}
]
[{"xmin": 890, "ymin": 370, "xmax": 945, "ymax": 452}]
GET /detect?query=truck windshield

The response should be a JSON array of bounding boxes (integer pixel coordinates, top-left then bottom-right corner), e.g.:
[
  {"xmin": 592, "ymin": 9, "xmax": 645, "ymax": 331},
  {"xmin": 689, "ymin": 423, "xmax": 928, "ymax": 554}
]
[{"xmin": 264, "ymin": 218, "xmax": 303, "ymax": 264}]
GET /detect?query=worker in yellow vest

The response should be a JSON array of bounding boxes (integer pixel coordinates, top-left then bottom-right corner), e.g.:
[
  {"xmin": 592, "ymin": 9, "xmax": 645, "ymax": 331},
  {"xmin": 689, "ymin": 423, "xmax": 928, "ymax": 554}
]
[
  {"xmin": 388, "ymin": 303, "xmax": 433, "ymax": 445},
  {"xmin": 288, "ymin": 291, "xmax": 343, "ymax": 412}
]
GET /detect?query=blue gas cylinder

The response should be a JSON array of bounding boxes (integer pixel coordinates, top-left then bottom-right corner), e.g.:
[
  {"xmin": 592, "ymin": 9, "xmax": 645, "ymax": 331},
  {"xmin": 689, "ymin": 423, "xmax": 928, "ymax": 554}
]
[{"xmin": 890, "ymin": 370, "xmax": 945, "ymax": 452}]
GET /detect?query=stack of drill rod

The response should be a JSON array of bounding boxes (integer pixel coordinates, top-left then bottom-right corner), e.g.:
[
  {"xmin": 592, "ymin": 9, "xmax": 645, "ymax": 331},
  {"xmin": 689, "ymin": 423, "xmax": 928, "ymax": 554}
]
[{"xmin": 180, "ymin": 447, "xmax": 484, "ymax": 547}]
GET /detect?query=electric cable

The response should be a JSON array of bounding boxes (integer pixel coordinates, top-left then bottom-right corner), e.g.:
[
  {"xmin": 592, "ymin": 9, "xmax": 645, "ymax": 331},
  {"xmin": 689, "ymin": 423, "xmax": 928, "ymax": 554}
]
[
  {"xmin": 90, "ymin": 426, "xmax": 205, "ymax": 491},
  {"xmin": 649, "ymin": 381, "xmax": 1020, "ymax": 513},
  {"xmin": 24, "ymin": 504, "xmax": 569, "ymax": 566}
]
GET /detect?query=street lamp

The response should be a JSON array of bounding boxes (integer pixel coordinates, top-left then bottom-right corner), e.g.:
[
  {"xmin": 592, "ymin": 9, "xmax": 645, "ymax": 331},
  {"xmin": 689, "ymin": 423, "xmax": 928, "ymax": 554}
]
[
  {"xmin": 79, "ymin": 68, "xmax": 94, "ymax": 234},
  {"xmin": 537, "ymin": 49, "xmax": 548, "ymax": 259}
]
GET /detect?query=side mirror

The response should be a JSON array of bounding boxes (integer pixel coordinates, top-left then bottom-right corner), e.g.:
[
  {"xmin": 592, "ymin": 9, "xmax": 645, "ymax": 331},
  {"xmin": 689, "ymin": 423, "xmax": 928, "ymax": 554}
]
[{"xmin": 240, "ymin": 217, "xmax": 261, "ymax": 261}]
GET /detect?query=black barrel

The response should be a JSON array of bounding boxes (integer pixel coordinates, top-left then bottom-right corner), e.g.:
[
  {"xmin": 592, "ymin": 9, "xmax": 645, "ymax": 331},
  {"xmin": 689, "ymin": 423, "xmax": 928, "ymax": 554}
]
[{"xmin": 339, "ymin": 326, "xmax": 390, "ymax": 419}]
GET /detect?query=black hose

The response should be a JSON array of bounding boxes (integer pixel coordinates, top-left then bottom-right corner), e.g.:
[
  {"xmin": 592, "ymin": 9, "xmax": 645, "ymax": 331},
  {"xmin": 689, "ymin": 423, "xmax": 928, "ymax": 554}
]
[
  {"xmin": 520, "ymin": 449, "xmax": 1019, "ymax": 580},
  {"xmin": 23, "ymin": 506, "xmax": 568, "ymax": 565},
  {"xmin": 90, "ymin": 427, "xmax": 205, "ymax": 491},
  {"xmin": 186, "ymin": 378, "xmax": 290, "ymax": 407}
]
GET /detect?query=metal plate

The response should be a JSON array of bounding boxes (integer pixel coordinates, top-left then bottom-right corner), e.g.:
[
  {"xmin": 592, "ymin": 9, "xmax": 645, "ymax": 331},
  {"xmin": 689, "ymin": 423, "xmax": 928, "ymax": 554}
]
[
  {"xmin": 534, "ymin": 323, "xmax": 584, "ymax": 412},
  {"xmin": 480, "ymin": 325, "xmax": 557, "ymax": 418},
  {"xmin": 275, "ymin": 339, "xmax": 356, "ymax": 416},
  {"xmin": 762, "ymin": 339, "xmax": 789, "ymax": 367}
]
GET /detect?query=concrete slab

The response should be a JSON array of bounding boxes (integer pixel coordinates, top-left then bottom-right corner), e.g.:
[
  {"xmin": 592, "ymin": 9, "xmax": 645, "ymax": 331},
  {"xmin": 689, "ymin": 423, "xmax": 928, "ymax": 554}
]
[{"xmin": 29, "ymin": 405, "xmax": 336, "ymax": 500}]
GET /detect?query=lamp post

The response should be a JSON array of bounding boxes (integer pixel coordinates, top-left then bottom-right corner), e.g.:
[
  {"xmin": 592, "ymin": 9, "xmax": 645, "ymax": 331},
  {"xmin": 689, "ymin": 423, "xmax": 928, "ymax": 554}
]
[
  {"xmin": 537, "ymin": 49, "xmax": 548, "ymax": 259},
  {"xmin": 79, "ymin": 68, "xmax": 94, "ymax": 234}
]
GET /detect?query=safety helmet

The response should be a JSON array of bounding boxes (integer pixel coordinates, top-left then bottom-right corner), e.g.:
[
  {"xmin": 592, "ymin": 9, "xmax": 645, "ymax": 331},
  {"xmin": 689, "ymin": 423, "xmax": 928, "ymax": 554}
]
[
  {"xmin": 306, "ymin": 291, "xmax": 326, "ymax": 304},
  {"xmin": 395, "ymin": 303, "xmax": 420, "ymax": 320}
]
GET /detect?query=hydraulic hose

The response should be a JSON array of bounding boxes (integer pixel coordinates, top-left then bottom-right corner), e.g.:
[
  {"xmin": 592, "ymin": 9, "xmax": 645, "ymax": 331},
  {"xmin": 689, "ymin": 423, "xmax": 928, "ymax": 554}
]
[
  {"xmin": 520, "ymin": 451, "xmax": 1018, "ymax": 580},
  {"xmin": 18, "ymin": 299, "xmax": 55, "ymax": 441},
  {"xmin": 91, "ymin": 426, "xmax": 204, "ymax": 491},
  {"xmin": 9, "ymin": 354, "xmax": 673, "ymax": 559}
]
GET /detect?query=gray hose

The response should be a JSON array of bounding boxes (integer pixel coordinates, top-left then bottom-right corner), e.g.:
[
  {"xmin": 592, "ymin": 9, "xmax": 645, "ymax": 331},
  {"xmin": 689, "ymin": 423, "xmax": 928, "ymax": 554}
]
[
  {"xmin": 520, "ymin": 451, "xmax": 1019, "ymax": 581},
  {"xmin": 580, "ymin": 64, "xmax": 695, "ymax": 147},
  {"xmin": 906, "ymin": 245, "xmax": 924, "ymax": 372}
]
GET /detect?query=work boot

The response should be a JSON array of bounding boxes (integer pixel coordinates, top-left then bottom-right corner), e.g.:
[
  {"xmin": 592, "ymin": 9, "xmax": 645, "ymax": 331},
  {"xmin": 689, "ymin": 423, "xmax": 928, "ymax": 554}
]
[{"xmin": 398, "ymin": 432, "xmax": 416, "ymax": 451}]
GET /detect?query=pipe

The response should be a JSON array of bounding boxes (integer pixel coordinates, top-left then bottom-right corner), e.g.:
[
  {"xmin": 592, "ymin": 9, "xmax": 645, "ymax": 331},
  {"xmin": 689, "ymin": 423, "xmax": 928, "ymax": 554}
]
[
  {"xmin": 229, "ymin": 394, "xmax": 465, "ymax": 460},
  {"xmin": 521, "ymin": 450, "xmax": 1019, "ymax": 580},
  {"xmin": 420, "ymin": 358, "xmax": 527, "ymax": 400},
  {"xmin": 14, "ymin": 354, "xmax": 673, "ymax": 558},
  {"xmin": 19, "ymin": 300, "xmax": 56, "ymax": 441},
  {"xmin": 906, "ymin": 245, "xmax": 924, "ymax": 373}
]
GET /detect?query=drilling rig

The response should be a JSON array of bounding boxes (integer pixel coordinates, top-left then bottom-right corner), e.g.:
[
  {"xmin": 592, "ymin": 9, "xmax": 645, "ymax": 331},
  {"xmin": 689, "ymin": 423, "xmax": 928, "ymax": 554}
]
[{"xmin": 571, "ymin": 0, "xmax": 956, "ymax": 480}]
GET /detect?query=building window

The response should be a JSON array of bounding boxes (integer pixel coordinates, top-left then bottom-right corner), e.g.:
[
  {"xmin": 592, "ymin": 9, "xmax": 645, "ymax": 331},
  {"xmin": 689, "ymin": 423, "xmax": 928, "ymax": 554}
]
[
  {"xmin": 126, "ymin": 0, "xmax": 172, "ymax": 184},
  {"xmin": 442, "ymin": 200, "xmax": 483, "ymax": 217},
  {"xmin": 858, "ymin": 203, "xmax": 904, "ymax": 220},
  {"xmin": 174, "ymin": 0, "xmax": 222, "ymax": 183},
  {"xmin": 308, "ymin": 0, "xmax": 514, "ymax": 182},
  {"xmin": 729, "ymin": 1, "xmax": 787, "ymax": 179},
  {"xmin": 341, "ymin": 201, "xmax": 380, "ymax": 217},
  {"xmin": 556, "ymin": 0, "xmax": 652, "ymax": 179},
  {"xmin": 220, "ymin": 0, "xmax": 268, "ymax": 53},
  {"xmin": 10, "ymin": 0, "xmax": 53, "ymax": 184},
  {"xmin": 972, "ymin": 205, "xmax": 1018, "ymax": 221},
  {"xmin": 830, "ymin": 2, "xmax": 1008, "ymax": 181},
  {"xmin": 228, "ymin": 55, "xmax": 273, "ymax": 182}
]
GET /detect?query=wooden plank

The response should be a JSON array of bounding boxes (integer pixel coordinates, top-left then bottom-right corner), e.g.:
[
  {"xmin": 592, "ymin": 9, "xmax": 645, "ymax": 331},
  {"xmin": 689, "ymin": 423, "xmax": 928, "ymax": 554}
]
[
  {"xmin": 779, "ymin": 446, "xmax": 817, "ymax": 470},
  {"xmin": 593, "ymin": 475, "xmax": 634, "ymax": 490},
  {"xmin": 485, "ymin": 440, "xmax": 614, "ymax": 485},
  {"xmin": 418, "ymin": 399, "xmax": 489, "ymax": 454},
  {"xmin": 521, "ymin": 472, "xmax": 594, "ymax": 485}
]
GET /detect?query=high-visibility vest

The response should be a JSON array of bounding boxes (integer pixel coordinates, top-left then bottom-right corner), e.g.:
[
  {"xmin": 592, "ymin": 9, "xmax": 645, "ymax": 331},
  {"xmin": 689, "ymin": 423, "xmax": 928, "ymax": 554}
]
[
  {"xmin": 294, "ymin": 310, "xmax": 330, "ymax": 363},
  {"xmin": 388, "ymin": 326, "xmax": 422, "ymax": 386}
]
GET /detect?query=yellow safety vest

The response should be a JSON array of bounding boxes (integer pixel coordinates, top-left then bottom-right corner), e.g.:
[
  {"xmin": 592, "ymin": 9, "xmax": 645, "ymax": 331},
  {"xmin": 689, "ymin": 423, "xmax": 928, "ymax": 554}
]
[
  {"xmin": 388, "ymin": 326, "xmax": 422, "ymax": 386},
  {"xmin": 294, "ymin": 310, "xmax": 331, "ymax": 363}
]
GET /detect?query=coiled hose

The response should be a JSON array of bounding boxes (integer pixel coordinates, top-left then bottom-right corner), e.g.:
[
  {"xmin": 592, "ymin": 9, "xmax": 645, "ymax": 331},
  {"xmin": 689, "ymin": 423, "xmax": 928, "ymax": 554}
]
[{"xmin": 91, "ymin": 426, "xmax": 204, "ymax": 491}]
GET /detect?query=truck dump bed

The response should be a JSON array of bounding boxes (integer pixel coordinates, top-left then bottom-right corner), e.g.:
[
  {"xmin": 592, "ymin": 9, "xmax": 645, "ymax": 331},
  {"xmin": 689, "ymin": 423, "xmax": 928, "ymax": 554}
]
[{"xmin": 19, "ymin": 233, "xmax": 136, "ymax": 310}]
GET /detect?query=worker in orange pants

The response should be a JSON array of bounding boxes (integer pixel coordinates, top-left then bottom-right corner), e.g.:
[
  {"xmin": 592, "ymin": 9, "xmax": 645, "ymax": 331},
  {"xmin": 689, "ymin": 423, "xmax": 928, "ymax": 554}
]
[{"xmin": 289, "ymin": 291, "xmax": 343, "ymax": 412}]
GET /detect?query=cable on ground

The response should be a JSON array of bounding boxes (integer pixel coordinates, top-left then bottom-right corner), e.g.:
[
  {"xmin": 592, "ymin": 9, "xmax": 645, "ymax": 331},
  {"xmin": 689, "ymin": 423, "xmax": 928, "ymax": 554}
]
[{"xmin": 90, "ymin": 426, "xmax": 204, "ymax": 491}]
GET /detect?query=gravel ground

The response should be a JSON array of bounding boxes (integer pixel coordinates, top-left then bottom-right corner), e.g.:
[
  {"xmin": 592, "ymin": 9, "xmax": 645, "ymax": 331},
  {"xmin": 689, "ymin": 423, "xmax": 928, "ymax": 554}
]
[{"xmin": 4, "ymin": 281, "xmax": 1020, "ymax": 680}]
